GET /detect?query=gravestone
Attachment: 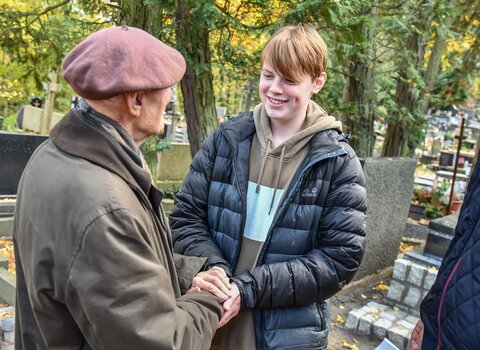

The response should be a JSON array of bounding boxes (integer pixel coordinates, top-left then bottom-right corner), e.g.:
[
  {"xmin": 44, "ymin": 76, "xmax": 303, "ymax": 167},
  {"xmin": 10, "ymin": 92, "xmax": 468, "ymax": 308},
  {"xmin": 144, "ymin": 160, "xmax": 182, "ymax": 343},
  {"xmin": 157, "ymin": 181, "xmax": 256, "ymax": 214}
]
[
  {"xmin": 0, "ymin": 132, "xmax": 48, "ymax": 195},
  {"xmin": 354, "ymin": 157, "xmax": 417, "ymax": 280},
  {"xmin": 405, "ymin": 212, "xmax": 458, "ymax": 266}
]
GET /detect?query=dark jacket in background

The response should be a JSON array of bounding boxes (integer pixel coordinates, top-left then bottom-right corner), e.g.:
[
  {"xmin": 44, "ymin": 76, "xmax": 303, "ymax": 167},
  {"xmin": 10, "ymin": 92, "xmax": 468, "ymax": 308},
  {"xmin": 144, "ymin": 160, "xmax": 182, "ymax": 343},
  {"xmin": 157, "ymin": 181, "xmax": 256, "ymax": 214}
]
[
  {"xmin": 171, "ymin": 113, "xmax": 367, "ymax": 349},
  {"xmin": 14, "ymin": 109, "xmax": 223, "ymax": 350},
  {"xmin": 421, "ymin": 159, "xmax": 480, "ymax": 349}
]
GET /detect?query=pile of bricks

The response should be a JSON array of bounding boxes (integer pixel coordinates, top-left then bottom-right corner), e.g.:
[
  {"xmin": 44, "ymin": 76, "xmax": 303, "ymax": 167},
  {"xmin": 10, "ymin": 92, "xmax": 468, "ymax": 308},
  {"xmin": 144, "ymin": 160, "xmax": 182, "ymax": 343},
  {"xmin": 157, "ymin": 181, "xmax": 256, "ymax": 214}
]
[
  {"xmin": 386, "ymin": 258, "xmax": 438, "ymax": 312},
  {"xmin": 344, "ymin": 257, "xmax": 438, "ymax": 350},
  {"xmin": 0, "ymin": 306, "xmax": 14, "ymax": 350}
]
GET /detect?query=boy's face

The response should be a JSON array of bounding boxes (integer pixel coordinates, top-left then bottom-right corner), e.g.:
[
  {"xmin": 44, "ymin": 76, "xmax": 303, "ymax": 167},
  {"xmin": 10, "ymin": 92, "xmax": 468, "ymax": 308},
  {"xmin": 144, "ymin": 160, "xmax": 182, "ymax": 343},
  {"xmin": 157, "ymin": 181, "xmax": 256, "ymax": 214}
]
[{"xmin": 259, "ymin": 63, "xmax": 325, "ymax": 125}]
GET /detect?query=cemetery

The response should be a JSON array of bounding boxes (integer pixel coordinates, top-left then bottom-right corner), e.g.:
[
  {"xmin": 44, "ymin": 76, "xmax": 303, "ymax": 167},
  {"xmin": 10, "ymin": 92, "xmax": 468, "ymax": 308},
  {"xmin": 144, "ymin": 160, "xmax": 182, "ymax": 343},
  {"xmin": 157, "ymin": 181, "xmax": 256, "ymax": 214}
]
[
  {"xmin": 1, "ymin": 86, "xmax": 478, "ymax": 348},
  {"xmin": 1, "ymin": 1, "xmax": 480, "ymax": 349}
]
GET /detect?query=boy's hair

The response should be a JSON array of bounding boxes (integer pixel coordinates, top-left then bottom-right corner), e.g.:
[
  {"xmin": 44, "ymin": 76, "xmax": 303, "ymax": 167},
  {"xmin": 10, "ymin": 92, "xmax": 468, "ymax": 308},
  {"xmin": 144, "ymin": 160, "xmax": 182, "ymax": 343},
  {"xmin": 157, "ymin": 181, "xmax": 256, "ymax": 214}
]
[{"xmin": 260, "ymin": 25, "xmax": 328, "ymax": 83}]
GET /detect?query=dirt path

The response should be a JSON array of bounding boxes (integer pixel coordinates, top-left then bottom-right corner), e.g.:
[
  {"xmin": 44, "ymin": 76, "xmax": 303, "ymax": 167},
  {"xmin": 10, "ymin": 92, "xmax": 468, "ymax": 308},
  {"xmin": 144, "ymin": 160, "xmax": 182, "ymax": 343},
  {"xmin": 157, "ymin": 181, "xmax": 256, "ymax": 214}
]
[{"xmin": 328, "ymin": 268, "xmax": 393, "ymax": 350}]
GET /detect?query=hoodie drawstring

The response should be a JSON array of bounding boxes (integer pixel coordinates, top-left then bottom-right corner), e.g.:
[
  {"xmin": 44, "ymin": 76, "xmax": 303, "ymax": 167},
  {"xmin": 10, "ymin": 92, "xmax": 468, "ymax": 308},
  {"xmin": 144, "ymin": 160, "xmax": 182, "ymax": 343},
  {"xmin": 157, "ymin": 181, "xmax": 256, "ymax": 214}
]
[
  {"xmin": 255, "ymin": 139, "xmax": 271, "ymax": 193},
  {"xmin": 269, "ymin": 145, "xmax": 286, "ymax": 215}
]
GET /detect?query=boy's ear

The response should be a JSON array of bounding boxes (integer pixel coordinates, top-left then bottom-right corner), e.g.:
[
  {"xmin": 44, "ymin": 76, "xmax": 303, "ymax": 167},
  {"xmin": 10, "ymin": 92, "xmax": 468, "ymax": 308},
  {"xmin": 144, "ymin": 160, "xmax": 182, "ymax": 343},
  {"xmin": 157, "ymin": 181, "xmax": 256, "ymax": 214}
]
[
  {"xmin": 312, "ymin": 73, "xmax": 327, "ymax": 94},
  {"xmin": 124, "ymin": 91, "xmax": 145, "ymax": 117}
]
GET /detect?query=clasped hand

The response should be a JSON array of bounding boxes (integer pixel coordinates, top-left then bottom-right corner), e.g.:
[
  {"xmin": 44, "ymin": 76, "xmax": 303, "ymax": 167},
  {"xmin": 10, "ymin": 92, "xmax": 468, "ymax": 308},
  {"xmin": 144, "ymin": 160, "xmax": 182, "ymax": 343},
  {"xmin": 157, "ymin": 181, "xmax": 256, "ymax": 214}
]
[{"xmin": 187, "ymin": 266, "xmax": 240, "ymax": 327}]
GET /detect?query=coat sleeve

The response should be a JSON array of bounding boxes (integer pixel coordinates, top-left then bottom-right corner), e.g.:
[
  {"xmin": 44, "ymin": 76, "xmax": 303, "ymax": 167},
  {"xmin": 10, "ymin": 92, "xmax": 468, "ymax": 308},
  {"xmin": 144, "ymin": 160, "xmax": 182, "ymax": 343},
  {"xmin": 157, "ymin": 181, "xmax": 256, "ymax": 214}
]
[
  {"xmin": 233, "ymin": 150, "xmax": 367, "ymax": 309},
  {"xmin": 65, "ymin": 208, "xmax": 223, "ymax": 350},
  {"xmin": 170, "ymin": 132, "xmax": 233, "ymax": 275}
]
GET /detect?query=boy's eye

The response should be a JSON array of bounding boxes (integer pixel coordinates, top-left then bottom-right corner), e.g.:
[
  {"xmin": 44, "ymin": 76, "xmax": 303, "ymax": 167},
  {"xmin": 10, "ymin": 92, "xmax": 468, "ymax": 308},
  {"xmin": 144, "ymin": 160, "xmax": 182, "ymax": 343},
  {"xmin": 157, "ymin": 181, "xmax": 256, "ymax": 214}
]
[{"xmin": 263, "ymin": 73, "xmax": 273, "ymax": 78}]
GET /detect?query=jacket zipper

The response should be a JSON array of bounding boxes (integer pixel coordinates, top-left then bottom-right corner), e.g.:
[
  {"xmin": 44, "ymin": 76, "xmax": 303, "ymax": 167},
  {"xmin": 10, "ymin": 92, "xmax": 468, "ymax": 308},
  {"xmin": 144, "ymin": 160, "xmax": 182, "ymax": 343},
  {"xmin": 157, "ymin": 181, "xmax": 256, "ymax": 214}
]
[
  {"xmin": 256, "ymin": 147, "xmax": 347, "ymax": 265},
  {"xmin": 436, "ymin": 256, "xmax": 463, "ymax": 350}
]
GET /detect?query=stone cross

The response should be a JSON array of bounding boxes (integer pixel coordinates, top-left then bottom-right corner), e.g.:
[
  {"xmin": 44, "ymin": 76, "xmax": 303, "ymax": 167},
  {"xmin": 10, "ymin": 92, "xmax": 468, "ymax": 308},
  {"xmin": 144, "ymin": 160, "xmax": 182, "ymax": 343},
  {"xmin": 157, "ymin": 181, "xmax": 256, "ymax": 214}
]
[{"xmin": 40, "ymin": 71, "xmax": 62, "ymax": 134}]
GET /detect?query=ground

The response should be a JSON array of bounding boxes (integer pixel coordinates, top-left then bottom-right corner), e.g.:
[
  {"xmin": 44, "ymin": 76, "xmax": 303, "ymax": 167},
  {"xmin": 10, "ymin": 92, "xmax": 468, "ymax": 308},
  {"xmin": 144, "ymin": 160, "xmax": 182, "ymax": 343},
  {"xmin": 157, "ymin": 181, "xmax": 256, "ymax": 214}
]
[{"xmin": 328, "ymin": 268, "xmax": 393, "ymax": 350}]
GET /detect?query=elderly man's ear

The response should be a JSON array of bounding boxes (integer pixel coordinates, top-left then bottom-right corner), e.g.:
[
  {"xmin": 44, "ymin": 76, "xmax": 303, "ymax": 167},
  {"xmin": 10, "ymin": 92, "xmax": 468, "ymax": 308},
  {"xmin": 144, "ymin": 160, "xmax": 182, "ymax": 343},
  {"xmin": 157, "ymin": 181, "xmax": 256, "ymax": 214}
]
[{"xmin": 124, "ymin": 92, "xmax": 145, "ymax": 117}]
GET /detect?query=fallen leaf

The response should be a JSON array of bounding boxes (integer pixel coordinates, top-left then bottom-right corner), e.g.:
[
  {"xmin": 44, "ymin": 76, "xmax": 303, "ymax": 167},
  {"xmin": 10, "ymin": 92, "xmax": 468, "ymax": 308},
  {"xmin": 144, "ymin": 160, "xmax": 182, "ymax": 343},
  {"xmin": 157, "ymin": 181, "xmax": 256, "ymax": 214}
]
[
  {"xmin": 341, "ymin": 339, "xmax": 359, "ymax": 350},
  {"xmin": 336, "ymin": 315, "xmax": 346, "ymax": 324},
  {"xmin": 372, "ymin": 282, "xmax": 390, "ymax": 291},
  {"xmin": 361, "ymin": 294, "xmax": 367, "ymax": 299}
]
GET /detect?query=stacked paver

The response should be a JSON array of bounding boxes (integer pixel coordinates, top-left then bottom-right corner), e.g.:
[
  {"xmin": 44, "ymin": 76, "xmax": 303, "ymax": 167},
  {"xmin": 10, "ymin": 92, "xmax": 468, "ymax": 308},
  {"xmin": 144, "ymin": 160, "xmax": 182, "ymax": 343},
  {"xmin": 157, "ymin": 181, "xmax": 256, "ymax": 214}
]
[
  {"xmin": 345, "ymin": 257, "xmax": 438, "ymax": 350},
  {"xmin": 0, "ymin": 306, "xmax": 14, "ymax": 350}
]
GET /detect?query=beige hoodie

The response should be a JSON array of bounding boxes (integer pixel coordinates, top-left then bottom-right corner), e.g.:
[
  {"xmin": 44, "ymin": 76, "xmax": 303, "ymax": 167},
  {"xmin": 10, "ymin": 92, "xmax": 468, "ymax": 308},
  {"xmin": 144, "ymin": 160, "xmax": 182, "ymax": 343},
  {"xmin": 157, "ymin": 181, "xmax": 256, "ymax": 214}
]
[{"xmin": 212, "ymin": 100, "xmax": 341, "ymax": 350}]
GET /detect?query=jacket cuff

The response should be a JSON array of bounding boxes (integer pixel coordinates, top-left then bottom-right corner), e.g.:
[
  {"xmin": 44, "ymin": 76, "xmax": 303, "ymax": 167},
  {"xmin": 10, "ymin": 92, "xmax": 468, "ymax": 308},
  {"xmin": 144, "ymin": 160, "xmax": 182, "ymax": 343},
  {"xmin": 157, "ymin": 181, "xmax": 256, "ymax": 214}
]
[{"xmin": 232, "ymin": 272, "xmax": 257, "ymax": 309}]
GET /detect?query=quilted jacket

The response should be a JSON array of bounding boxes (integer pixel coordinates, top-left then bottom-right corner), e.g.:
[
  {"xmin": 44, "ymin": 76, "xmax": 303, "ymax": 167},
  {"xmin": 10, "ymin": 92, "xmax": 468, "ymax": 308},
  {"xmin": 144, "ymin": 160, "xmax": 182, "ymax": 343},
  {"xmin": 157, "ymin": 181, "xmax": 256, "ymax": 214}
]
[
  {"xmin": 171, "ymin": 113, "xmax": 367, "ymax": 349},
  {"xmin": 420, "ymin": 159, "xmax": 480, "ymax": 350}
]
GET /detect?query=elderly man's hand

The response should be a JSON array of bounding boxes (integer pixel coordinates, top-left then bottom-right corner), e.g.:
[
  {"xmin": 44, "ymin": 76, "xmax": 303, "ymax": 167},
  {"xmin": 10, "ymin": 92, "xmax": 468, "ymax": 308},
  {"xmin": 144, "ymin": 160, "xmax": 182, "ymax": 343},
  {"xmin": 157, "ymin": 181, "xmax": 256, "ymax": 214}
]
[
  {"xmin": 218, "ymin": 283, "xmax": 241, "ymax": 328},
  {"xmin": 410, "ymin": 320, "xmax": 424, "ymax": 350},
  {"xmin": 190, "ymin": 266, "xmax": 231, "ymax": 300}
]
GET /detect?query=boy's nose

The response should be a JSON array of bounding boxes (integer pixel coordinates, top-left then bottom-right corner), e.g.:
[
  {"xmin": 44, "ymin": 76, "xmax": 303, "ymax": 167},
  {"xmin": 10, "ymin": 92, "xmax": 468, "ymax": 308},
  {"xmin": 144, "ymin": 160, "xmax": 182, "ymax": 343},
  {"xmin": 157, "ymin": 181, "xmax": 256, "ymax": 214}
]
[{"xmin": 269, "ymin": 79, "xmax": 283, "ymax": 94}]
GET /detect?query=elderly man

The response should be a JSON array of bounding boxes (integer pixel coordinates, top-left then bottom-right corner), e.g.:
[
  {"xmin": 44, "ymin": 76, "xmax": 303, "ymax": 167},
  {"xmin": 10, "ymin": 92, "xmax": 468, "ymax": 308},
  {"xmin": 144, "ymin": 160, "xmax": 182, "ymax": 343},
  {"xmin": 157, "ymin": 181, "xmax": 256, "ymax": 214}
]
[{"xmin": 13, "ymin": 26, "xmax": 223, "ymax": 350}]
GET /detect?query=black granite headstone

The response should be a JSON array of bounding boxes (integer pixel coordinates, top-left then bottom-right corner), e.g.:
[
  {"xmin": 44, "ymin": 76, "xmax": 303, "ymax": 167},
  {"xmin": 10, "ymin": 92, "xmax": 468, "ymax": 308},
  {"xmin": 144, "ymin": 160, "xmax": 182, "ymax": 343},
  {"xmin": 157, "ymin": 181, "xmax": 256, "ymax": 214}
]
[
  {"xmin": 406, "ymin": 212, "xmax": 458, "ymax": 266},
  {"xmin": 0, "ymin": 132, "xmax": 48, "ymax": 195}
]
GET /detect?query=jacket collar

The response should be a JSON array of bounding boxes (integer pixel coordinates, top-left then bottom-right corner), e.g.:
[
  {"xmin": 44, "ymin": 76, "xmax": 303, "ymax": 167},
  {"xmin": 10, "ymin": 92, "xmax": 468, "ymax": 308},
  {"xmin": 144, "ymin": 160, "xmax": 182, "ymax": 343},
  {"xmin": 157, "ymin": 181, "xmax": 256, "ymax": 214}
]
[
  {"xmin": 49, "ymin": 108, "xmax": 152, "ymax": 195},
  {"xmin": 220, "ymin": 111, "xmax": 345, "ymax": 159}
]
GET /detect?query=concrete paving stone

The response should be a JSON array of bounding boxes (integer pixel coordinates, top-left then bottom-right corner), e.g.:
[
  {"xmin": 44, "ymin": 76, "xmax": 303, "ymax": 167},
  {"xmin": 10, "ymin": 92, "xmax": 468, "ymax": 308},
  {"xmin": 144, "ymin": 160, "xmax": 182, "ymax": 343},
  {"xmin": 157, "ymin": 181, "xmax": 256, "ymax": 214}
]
[
  {"xmin": 345, "ymin": 308, "xmax": 366, "ymax": 330},
  {"xmin": 404, "ymin": 286, "xmax": 422, "ymax": 308},
  {"xmin": 386, "ymin": 308, "xmax": 406, "ymax": 320},
  {"xmin": 360, "ymin": 304, "xmax": 380, "ymax": 314},
  {"xmin": 406, "ymin": 315, "xmax": 420, "ymax": 325},
  {"xmin": 388, "ymin": 324, "xmax": 411, "ymax": 350},
  {"xmin": 393, "ymin": 258, "xmax": 410, "ymax": 281},
  {"xmin": 407, "ymin": 264, "xmax": 427, "ymax": 286},
  {"xmin": 397, "ymin": 319, "xmax": 415, "ymax": 332},
  {"xmin": 373, "ymin": 318, "xmax": 393, "ymax": 339},
  {"xmin": 366, "ymin": 301, "xmax": 387, "ymax": 312},
  {"xmin": 423, "ymin": 268, "xmax": 438, "ymax": 290},
  {"xmin": 358, "ymin": 313, "xmax": 377, "ymax": 335},
  {"xmin": 0, "ymin": 307, "xmax": 14, "ymax": 315},
  {"xmin": 1, "ymin": 341, "xmax": 13, "ymax": 350},
  {"xmin": 0, "ymin": 318, "xmax": 13, "ymax": 332},
  {"xmin": 387, "ymin": 280, "xmax": 405, "ymax": 301},
  {"xmin": 2, "ymin": 331, "xmax": 13, "ymax": 343},
  {"xmin": 379, "ymin": 311, "xmax": 398, "ymax": 322}
]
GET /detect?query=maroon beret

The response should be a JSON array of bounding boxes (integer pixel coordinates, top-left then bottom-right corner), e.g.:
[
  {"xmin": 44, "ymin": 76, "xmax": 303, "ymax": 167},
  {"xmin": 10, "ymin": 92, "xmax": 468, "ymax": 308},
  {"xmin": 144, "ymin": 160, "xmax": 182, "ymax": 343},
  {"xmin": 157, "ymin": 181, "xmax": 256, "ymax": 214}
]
[{"xmin": 62, "ymin": 26, "xmax": 186, "ymax": 100}]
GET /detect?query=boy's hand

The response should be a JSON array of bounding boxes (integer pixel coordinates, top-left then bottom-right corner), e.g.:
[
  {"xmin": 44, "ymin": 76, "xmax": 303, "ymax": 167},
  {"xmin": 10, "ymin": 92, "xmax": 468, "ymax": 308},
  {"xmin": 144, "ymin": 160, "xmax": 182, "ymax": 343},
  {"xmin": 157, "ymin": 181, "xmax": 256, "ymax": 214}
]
[
  {"xmin": 410, "ymin": 320, "xmax": 424, "ymax": 350},
  {"xmin": 190, "ymin": 266, "xmax": 231, "ymax": 300},
  {"xmin": 218, "ymin": 283, "xmax": 241, "ymax": 328}
]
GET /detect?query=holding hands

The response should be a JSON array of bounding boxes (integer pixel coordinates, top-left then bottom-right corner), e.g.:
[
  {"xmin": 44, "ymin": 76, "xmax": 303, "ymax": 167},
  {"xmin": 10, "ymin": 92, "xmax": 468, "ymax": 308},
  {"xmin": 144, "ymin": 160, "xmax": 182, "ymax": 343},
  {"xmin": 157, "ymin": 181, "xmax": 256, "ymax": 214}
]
[{"xmin": 187, "ymin": 266, "xmax": 241, "ymax": 328}]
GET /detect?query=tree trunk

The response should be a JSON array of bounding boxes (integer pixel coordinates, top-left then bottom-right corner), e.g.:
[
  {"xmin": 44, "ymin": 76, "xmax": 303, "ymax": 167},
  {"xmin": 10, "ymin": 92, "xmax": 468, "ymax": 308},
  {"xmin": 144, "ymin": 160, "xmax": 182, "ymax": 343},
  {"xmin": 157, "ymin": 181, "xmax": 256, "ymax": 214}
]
[
  {"xmin": 176, "ymin": 0, "xmax": 218, "ymax": 158},
  {"xmin": 422, "ymin": 9, "xmax": 455, "ymax": 113},
  {"xmin": 341, "ymin": 6, "xmax": 376, "ymax": 158},
  {"xmin": 382, "ymin": 1, "xmax": 431, "ymax": 157}
]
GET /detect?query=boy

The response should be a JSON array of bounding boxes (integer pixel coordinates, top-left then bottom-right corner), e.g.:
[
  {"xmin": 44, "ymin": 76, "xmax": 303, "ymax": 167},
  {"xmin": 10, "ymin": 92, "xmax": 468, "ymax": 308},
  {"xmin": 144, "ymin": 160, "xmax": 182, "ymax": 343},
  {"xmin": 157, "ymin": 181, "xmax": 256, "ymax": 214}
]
[{"xmin": 172, "ymin": 25, "xmax": 367, "ymax": 349}]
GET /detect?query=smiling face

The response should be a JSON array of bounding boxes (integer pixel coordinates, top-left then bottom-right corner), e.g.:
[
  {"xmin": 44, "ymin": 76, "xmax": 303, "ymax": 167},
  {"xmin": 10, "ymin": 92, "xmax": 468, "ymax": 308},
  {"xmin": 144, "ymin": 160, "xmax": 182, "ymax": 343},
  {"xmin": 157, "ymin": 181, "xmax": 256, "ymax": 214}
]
[{"xmin": 259, "ymin": 63, "xmax": 325, "ymax": 125}]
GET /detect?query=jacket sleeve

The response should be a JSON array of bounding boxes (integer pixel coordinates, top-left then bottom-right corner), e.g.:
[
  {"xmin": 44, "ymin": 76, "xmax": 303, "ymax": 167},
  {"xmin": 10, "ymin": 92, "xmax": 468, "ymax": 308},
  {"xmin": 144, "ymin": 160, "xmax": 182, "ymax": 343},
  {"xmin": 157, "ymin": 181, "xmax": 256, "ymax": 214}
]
[
  {"xmin": 170, "ymin": 132, "xmax": 233, "ymax": 275},
  {"xmin": 65, "ymin": 209, "xmax": 223, "ymax": 350},
  {"xmin": 233, "ymin": 150, "xmax": 367, "ymax": 309}
]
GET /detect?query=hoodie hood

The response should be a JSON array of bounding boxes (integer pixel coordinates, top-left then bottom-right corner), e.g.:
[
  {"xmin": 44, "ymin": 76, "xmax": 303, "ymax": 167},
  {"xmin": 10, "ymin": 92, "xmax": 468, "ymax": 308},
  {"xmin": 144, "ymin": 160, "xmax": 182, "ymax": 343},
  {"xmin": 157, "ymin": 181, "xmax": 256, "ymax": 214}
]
[
  {"xmin": 253, "ymin": 100, "xmax": 342, "ymax": 160},
  {"xmin": 250, "ymin": 100, "xmax": 342, "ymax": 214}
]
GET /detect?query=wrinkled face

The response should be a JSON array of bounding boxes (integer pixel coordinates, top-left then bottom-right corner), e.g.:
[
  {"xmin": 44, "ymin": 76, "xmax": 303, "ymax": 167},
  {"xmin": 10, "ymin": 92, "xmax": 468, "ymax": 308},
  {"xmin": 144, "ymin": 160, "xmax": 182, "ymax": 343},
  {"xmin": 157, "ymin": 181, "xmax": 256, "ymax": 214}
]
[
  {"xmin": 139, "ymin": 88, "xmax": 172, "ymax": 137},
  {"xmin": 259, "ymin": 63, "xmax": 325, "ymax": 125}
]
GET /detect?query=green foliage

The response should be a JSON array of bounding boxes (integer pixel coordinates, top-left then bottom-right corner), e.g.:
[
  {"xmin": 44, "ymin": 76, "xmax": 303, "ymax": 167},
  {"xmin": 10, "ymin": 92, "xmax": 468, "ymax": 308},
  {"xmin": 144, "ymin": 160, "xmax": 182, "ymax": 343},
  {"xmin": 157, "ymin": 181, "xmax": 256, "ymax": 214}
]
[
  {"xmin": 162, "ymin": 185, "xmax": 181, "ymax": 200},
  {"xmin": 424, "ymin": 203, "xmax": 445, "ymax": 219}
]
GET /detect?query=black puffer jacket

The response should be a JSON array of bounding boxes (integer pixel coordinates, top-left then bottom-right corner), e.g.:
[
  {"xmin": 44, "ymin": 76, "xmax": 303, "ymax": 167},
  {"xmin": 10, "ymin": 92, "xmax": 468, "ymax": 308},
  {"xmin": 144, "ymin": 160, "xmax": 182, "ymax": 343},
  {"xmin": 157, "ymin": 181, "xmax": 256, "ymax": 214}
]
[{"xmin": 171, "ymin": 113, "xmax": 367, "ymax": 349}]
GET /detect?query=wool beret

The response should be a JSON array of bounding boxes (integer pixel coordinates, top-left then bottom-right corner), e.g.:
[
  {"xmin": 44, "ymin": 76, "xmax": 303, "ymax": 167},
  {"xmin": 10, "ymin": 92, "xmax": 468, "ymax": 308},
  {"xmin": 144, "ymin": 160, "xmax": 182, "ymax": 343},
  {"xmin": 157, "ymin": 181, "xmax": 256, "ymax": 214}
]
[{"xmin": 62, "ymin": 26, "xmax": 186, "ymax": 100}]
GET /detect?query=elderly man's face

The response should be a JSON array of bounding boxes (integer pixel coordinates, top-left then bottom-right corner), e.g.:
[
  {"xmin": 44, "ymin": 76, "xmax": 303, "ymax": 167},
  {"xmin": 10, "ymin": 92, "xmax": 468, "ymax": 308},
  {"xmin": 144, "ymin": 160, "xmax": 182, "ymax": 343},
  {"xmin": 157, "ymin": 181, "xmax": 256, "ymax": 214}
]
[{"xmin": 139, "ymin": 88, "xmax": 172, "ymax": 137}]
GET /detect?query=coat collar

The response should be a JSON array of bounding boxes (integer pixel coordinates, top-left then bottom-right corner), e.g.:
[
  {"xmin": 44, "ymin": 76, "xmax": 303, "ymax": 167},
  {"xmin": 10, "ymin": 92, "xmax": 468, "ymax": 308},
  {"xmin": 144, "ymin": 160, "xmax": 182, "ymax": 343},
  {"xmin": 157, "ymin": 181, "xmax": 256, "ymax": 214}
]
[{"xmin": 49, "ymin": 108, "xmax": 152, "ymax": 195}]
